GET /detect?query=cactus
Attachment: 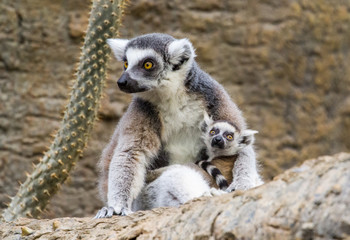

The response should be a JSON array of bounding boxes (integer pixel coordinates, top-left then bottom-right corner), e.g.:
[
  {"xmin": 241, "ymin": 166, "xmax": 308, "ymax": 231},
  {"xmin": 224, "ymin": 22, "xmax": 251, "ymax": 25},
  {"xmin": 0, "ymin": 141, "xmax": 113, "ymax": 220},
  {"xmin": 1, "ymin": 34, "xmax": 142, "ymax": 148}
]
[{"xmin": 2, "ymin": 0, "xmax": 127, "ymax": 221}]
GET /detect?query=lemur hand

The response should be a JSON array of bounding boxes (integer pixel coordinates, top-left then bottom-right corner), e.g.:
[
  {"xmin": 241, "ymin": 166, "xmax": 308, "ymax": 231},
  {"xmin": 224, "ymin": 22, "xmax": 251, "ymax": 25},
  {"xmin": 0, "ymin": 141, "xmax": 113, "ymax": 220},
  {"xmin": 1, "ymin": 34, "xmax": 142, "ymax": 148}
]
[{"xmin": 94, "ymin": 206, "xmax": 133, "ymax": 219}]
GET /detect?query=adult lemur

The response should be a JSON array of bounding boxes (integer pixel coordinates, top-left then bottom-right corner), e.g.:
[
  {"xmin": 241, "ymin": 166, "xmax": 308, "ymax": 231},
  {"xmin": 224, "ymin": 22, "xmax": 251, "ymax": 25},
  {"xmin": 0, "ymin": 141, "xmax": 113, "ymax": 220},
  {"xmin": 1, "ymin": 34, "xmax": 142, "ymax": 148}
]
[{"xmin": 95, "ymin": 33, "xmax": 260, "ymax": 218}]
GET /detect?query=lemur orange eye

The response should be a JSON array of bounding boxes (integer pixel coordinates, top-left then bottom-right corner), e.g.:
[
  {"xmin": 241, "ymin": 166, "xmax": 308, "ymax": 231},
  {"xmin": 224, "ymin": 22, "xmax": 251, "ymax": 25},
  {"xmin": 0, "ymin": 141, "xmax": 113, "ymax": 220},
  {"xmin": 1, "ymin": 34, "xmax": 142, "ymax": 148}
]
[
  {"xmin": 144, "ymin": 61, "xmax": 153, "ymax": 70},
  {"xmin": 124, "ymin": 61, "xmax": 128, "ymax": 69},
  {"xmin": 226, "ymin": 134, "xmax": 233, "ymax": 140},
  {"xmin": 210, "ymin": 130, "xmax": 215, "ymax": 135}
]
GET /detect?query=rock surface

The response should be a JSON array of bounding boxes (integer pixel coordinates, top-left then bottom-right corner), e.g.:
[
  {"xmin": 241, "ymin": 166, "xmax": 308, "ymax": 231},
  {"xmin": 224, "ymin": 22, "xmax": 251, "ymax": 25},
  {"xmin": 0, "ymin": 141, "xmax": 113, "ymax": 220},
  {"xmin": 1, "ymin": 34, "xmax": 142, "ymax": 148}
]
[
  {"xmin": 1, "ymin": 152, "xmax": 350, "ymax": 239},
  {"xmin": 1, "ymin": 0, "xmax": 350, "ymax": 218}
]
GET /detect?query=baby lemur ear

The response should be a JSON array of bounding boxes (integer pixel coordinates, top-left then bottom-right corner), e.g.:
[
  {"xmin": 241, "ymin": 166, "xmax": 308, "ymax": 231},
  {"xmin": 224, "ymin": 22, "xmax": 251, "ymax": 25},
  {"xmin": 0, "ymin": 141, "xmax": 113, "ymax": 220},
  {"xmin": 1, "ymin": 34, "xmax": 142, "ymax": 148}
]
[
  {"xmin": 238, "ymin": 130, "xmax": 258, "ymax": 149},
  {"xmin": 200, "ymin": 112, "xmax": 213, "ymax": 132},
  {"xmin": 107, "ymin": 39, "xmax": 129, "ymax": 61},
  {"xmin": 168, "ymin": 38, "xmax": 196, "ymax": 70}
]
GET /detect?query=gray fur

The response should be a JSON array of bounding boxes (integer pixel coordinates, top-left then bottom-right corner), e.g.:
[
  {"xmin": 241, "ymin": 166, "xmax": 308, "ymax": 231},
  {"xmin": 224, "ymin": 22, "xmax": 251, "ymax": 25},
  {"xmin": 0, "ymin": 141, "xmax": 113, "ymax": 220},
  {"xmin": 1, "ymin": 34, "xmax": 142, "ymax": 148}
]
[
  {"xmin": 95, "ymin": 33, "xmax": 258, "ymax": 218},
  {"xmin": 126, "ymin": 33, "xmax": 175, "ymax": 59}
]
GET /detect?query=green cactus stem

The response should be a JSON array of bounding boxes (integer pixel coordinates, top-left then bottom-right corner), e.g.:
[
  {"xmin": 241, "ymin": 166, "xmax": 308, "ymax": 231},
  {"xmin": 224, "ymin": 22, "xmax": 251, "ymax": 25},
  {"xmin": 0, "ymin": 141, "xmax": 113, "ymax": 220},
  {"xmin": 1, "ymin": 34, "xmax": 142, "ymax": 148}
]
[{"xmin": 2, "ymin": 0, "xmax": 127, "ymax": 221}]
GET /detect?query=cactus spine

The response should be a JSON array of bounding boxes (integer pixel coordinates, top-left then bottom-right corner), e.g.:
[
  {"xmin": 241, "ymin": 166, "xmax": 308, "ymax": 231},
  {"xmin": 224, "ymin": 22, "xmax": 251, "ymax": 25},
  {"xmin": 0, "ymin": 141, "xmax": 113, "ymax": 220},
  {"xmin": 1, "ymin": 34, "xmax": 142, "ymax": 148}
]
[{"xmin": 2, "ymin": 0, "xmax": 127, "ymax": 221}]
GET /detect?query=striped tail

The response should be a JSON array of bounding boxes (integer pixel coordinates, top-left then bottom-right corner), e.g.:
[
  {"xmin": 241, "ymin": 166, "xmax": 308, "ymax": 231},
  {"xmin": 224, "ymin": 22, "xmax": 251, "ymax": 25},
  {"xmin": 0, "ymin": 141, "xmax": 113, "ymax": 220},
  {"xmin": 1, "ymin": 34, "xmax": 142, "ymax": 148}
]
[{"xmin": 196, "ymin": 160, "xmax": 229, "ymax": 190}]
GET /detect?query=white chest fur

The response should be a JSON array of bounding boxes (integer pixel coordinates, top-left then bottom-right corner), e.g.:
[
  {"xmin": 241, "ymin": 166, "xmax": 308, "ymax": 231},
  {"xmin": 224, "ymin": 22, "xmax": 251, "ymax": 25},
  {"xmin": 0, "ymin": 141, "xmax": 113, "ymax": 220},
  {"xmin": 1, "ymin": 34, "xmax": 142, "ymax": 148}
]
[
  {"xmin": 158, "ymin": 92, "xmax": 205, "ymax": 164},
  {"xmin": 137, "ymin": 68, "xmax": 206, "ymax": 164}
]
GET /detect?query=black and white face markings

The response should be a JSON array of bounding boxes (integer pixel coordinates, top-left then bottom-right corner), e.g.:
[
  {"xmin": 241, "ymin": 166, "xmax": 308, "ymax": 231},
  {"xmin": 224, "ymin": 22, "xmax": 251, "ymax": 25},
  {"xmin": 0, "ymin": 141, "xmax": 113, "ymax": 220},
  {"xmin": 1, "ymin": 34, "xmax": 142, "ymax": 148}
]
[
  {"xmin": 114, "ymin": 47, "xmax": 165, "ymax": 93},
  {"xmin": 205, "ymin": 121, "xmax": 241, "ymax": 157},
  {"xmin": 204, "ymin": 120, "xmax": 258, "ymax": 157},
  {"xmin": 209, "ymin": 123, "xmax": 236, "ymax": 149},
  {"xmin": 107, "ymin": 33, "xmax": 195, "ymax": 94}
]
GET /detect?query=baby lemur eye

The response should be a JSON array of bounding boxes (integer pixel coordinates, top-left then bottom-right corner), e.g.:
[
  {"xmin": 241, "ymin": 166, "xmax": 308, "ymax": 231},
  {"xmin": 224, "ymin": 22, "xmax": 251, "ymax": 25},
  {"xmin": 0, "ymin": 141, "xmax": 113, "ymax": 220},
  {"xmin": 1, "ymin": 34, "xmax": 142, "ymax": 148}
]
[
  {"xmin": 124, "ymin": 61, "xmax": 128, "ymax": 69},
  {"xmin": 209, "ymin": 130, "xmax": 215, "ymax": 135},
  {"xmin": 226, "ymin": 134, "xmax": 233, "ymax": 140},
  {"xmin": 143, "ymin": 61, "xmax": 153, "ymax": 70}
]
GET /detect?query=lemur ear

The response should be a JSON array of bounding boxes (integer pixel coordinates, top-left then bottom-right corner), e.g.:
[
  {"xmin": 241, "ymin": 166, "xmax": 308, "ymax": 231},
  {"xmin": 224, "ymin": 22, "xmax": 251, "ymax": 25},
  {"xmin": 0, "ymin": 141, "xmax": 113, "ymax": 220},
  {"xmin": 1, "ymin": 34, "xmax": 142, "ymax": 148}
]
[
  {"xmin": 200, "ymin": 112, "xmax": 213, "ymax": 132},
  {"xmin": 238, "ymin": 130, "xmax": 258, "ymax": 149},
  {"xmin": 168, "ymin": 38, "xmax": 196, "ymax": 70},
  {"xmin": 107, "ymin": 38, "xmax": 129, "ymax": 61}
]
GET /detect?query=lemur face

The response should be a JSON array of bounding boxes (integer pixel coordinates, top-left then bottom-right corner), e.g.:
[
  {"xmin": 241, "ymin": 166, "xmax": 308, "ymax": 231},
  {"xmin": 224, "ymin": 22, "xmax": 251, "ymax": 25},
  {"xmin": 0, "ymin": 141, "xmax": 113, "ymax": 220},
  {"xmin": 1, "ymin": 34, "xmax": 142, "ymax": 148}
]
[
  {"xmin": 207, "ymin": 121, "xmax": 239, "ymax": 150},
  {"xmin": 107, "ymin": 33, "xmax": 195, "ymax": 93},
  {"xmin": 202, "ymin": 117, "xmax": 258, "ymax": 158},
  {"xmin": 118, "ymin": 48, "xmax": 164, "ymax": 93}
]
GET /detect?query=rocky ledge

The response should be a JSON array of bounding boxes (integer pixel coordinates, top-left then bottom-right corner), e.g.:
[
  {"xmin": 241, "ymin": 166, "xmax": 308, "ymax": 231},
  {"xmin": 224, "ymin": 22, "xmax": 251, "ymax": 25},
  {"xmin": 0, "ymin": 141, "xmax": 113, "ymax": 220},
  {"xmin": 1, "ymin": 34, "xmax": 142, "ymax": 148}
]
[{"xmin": 1, "ymin": 152, "xmax": 350, "ymax": 240}]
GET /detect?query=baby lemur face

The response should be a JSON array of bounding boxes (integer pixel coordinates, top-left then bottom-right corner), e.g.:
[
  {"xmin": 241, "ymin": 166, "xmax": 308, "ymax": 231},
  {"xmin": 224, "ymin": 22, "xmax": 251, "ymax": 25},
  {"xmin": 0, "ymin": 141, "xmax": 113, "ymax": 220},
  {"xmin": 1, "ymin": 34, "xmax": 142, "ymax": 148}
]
[
  {"xmin": 203, "ymin": 120, "xmax": 258, "ymax": 159},
  {"xmin": 208, "ymin": 121, "xmax": 237, "ymax": 149}
]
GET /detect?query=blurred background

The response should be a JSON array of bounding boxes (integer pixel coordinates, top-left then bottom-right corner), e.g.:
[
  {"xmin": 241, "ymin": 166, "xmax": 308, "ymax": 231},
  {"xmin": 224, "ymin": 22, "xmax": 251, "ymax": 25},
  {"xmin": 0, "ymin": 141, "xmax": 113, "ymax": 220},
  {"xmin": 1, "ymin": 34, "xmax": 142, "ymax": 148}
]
[{"xmin": 0, "ymin": 0, "xmax": 349, "ymax": 218}]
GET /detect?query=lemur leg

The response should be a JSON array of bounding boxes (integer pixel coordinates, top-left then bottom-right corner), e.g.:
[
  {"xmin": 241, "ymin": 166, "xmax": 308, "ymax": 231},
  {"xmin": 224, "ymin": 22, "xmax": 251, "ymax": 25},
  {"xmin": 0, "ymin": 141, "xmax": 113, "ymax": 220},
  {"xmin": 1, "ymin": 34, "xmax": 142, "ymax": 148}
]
[
  {"xmin": 95, "ymin": 151, "xmax": 147, "ymax": 218},
  {"xmin": 110, "ymin": 153, "xmax": 147, "ymax": 215},
  {"xmin": 95, "ymin": 99, "xmax": 162, "ymax": 218},
  {"xmin": 226, "ymin": 145, "xmax": 263, "ymax": 192},
  {"xmin": 133, "ymin": 165, "xmax": 212, "ymax": 211}
]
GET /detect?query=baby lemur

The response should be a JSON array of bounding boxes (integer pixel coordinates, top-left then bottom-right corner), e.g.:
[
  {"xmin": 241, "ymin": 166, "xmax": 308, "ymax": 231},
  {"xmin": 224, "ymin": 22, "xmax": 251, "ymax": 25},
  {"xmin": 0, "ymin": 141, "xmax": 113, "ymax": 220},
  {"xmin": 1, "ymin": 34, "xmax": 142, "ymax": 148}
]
[
  {"xmin": 197, "ymin": 116, "xmax": 259, "ymax": 190},
  {"xmin": 144, "ymin": 116, "xmax": 262, "ymax": 190},
  {"xmin": 135, "ymin": 116, "xmax": 262, "ymax": 211},
  {"xmin": 133, "ymin": 121, "xmax": 260, "ymax": 210}
]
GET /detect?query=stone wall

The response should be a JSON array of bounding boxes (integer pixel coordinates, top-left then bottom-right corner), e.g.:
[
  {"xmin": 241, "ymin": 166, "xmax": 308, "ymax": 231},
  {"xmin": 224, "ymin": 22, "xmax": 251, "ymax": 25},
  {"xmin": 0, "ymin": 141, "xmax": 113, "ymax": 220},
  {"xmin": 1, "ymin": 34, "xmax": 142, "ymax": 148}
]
[{"xmin": 0, "ymin": 0, "xmax": 349, "ymax": 217}]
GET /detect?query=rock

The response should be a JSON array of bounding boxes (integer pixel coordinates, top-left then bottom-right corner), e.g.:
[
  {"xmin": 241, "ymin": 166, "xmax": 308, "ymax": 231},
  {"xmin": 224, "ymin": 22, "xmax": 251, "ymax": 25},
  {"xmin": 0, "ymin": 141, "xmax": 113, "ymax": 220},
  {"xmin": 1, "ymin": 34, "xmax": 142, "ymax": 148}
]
[
  {"xmin": 1, "ymin": 152, "xmax": 349, "ymax": 239},
  {"xmin": 68, "ymin": 11, "xmax": 89, "ymax": 38},
  {"xmin": 21, "ymin": 226, "xmax": 34, "ymax": 236}
]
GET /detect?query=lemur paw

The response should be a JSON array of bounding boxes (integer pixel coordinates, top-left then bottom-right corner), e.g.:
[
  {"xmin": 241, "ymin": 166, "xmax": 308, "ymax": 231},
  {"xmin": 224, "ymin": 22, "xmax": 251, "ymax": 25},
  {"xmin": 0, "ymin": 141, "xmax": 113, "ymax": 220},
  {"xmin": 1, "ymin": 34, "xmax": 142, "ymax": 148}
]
[
  {"xmin": 225, "ymin": 184, "xmax": 236, "ymax": 193},
  {"xmin": 94, "ymin": 206, "xmax": 115, "ymax": 219},
  {"xmin": 227, "ymin": 180, "xmax": 258, "ymax": 192},
  {"xmin": 202, "ymin": 188, "xmax": 227, "ymax": 197},
  {"xmin": 94, "ymin": 206, "xmax": 133, "ymax": 219},
  {"xmin": 120, "ymin": 208, "xmax": 133, "ymax": 216},
  {"xmin": 209, "ymin": 188, "xmax": 227, "ymax": 196}
]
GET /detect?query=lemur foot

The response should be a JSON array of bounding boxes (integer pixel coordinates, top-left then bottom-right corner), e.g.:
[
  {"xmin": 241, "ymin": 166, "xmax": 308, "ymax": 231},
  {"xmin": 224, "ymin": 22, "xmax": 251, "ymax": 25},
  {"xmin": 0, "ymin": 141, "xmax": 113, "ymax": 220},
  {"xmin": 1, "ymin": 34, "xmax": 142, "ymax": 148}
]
[
  {"xmin": 225, "ymin": 184, "xmax": 235, "ymax": 193},
  {"xmin": 94, "ymin": 206, "xmax": 133, "ymax": 219},
  {"xmin": 227, "ymin": 180, "xmax": 260, "ymax": 192},
  {"xmin": 202, "ymin": 188, "xmax": 227, "ymax": 197},
  {"xmin": 94, "ymin": 206, "xmax": 114, "ymax": 219},
  {"xmin": 209, "ymin": 188, "xmax": 227, "ymax": 196}
]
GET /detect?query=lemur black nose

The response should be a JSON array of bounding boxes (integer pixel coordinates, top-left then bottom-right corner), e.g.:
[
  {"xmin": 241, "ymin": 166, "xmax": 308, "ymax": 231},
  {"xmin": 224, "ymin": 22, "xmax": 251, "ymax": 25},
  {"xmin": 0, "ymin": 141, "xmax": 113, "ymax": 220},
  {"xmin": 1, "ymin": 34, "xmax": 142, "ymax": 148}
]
[
  {"xmin": 117, "ymin": 74, "xmax": 128, "ymax": 88},
  {"xmin": 211, "ymin": 136, "xmax": 224, "ymax": 148},
  {"xmin": 213, "ymin": 136, "xmax": 222, "ymax": 144}
]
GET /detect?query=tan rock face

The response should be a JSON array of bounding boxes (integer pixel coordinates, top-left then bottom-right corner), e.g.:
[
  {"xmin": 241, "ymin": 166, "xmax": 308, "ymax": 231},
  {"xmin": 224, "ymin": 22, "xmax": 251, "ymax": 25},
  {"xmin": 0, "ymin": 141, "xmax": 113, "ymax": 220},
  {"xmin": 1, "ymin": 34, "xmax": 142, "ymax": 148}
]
[
  {"xmin": 1, "ymin": 153, "xmax": 349, "ymax": 239},
  {"xmin": 1, "ymin": 0, "xmax": 350, "ymax": 218}
]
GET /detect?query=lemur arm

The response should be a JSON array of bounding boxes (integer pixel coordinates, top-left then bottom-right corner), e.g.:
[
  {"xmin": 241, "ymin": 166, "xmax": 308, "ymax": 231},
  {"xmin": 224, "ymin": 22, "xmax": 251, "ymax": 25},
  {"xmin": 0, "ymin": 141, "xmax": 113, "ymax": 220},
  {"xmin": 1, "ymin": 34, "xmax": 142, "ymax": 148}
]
[
  {"xmin": 227, "ymin": 145, "xmax": 262, "ymax": 191},
  {"xmin": 96, "ymin": 99, "xmax": 162, "ymax": 218},
  {"xmin": 211, "ymin": 84, "xmax": 262, "ymax": 191}
]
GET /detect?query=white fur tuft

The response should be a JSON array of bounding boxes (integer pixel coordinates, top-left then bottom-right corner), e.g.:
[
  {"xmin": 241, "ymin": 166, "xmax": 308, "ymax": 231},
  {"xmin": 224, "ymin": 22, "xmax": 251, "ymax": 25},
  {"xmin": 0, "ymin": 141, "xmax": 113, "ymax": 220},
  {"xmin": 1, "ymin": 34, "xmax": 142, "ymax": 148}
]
[
  {"xmin": 168, "ymin": 38, "xmax": 196, "ymax": 65},
  {"xmin": 238, "ymin": 129, "xmax": 258, "ymax": 149},
  {"xmin": 202, "ymin": 112, "xmax": 213, "ymax": 128},
  {"xmin": 107, "ymin": 38, "xmax": 129, "ymax": 61},
  {"xmin": 126, "ymin": 48, "xmax": 162, "ymax": 75},
  {"xmin": 242, "ymin": 129, "xmax": 259, "ymax": 136}
]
